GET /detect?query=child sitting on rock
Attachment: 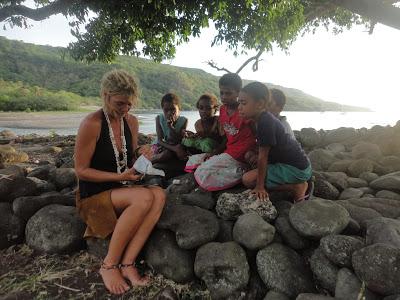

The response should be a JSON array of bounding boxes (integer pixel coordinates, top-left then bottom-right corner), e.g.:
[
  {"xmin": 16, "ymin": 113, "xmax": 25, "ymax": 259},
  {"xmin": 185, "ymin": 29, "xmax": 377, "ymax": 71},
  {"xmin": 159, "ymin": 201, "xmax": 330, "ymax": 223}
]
[
  {"xmin": 151, "ymin": 93, "xmax": 188, "ymax": 163},
  {"xmin": 269, "ymin": 88, "xmax": 295, "ymax": 140},
  {"xmin": 182, "ymin": 93, "xmax": 224, "ymax": 153},
  {"xmin": 194, "ymin": 73, "xmax": 256, "ymax": 190},
  {"xmin": 239, "ymin": 82, "xmax": 312, "ymax": 203}
]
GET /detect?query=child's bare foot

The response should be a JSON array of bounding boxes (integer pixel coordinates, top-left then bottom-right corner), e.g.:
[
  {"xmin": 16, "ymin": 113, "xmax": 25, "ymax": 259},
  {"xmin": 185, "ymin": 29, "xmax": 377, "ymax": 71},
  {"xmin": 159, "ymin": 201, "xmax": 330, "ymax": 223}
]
[
  {"xmin": 292, "ymin": 182, "xmax": 308, "ymax": 203},
  {"xmin": 120, "ymin": 263, "xmax": 150, "ymax": 286},
  {"xmin": 99, "ymin": 263, "xmax": 130, "ymax": 295}
]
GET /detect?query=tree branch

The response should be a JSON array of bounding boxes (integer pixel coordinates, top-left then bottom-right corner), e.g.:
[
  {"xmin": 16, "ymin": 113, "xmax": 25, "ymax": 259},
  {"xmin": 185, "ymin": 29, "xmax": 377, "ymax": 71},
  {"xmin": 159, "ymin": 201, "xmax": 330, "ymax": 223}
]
[
  {"xmin": 0, "ymin": 0, "xmax": 73, "ymax": 23},
  {"xmin": 333, "ymin": 0, "xmax": 400, "ymax": 30},
  {"xmin": 235, "ymin": 49, "xmax": 264, "ymax": 74},
  {"xmin": 205, "ymin": 60, "xmax": 233, "ymax": 74}
]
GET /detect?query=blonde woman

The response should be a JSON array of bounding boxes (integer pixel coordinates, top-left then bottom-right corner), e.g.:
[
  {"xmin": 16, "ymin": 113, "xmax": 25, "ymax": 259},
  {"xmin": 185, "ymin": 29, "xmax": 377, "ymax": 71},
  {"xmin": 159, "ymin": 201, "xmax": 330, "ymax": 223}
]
[{"xmin": 74, "ymin": 69, "xmax": 166, "ymax": 295}]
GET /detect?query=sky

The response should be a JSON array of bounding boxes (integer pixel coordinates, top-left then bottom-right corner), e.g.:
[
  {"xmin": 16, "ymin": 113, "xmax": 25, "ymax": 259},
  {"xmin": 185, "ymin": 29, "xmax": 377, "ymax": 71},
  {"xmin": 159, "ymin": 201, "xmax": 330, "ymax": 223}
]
[{"xmin": 1, "ymin": 9, "xmax": 400, "ymax": 112}]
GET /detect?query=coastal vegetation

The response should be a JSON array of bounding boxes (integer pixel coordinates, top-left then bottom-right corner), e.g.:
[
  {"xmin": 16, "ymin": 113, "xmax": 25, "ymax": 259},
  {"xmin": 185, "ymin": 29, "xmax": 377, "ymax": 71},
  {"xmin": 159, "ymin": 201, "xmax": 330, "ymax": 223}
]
[{"xmin": 0, "ymin": 37, "xmax": 367, "ymax": 112}]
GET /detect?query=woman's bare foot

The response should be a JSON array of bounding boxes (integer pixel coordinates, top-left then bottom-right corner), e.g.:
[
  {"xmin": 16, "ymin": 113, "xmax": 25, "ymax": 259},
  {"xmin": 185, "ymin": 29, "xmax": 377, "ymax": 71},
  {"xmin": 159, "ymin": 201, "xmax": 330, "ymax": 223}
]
[
  {"xmin": 99, "ymin": 263, "xmax": 130, "ymax": 295},
  {"xmin": 120, "ymin": 263, "xmax": 150, "ymax": 286},
  {"xmin": 292, "ymin": 181, "xmax": 308, "ymax": 203}
]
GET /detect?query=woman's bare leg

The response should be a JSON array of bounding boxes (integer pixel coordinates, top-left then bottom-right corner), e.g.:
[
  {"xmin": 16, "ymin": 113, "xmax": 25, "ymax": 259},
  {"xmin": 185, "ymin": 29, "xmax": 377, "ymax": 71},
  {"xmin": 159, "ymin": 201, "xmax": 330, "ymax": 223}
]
[
  {"xmin": 100, "ymin": 187, "xmax": 154, "ymax": 295},
  {"xmin": 120, "ymin": 186, "xmax": 166, "ymax": 286}
]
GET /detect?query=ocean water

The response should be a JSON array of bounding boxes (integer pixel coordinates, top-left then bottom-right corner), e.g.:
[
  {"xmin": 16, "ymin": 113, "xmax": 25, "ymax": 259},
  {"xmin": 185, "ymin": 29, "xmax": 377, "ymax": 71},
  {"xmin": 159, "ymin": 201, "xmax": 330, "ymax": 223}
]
[{"xmin": 0, "ymin": 111, "xmax": 399, "ymax": 136}]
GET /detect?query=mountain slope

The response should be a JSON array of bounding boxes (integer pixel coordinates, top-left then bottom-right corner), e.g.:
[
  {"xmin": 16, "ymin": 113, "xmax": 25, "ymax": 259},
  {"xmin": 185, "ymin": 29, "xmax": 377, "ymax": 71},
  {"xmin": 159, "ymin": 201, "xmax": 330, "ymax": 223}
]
[{"xmin": 0, "ymin": 36, "xmax": 368, "ymax": 111}]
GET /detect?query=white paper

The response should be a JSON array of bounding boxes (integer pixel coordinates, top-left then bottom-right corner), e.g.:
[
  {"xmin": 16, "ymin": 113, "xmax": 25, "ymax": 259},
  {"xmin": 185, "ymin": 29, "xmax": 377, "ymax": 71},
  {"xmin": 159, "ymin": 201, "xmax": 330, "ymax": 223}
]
[{"xmin": 133, "ymin": 155, "xmax": 165, "ymax": 177}]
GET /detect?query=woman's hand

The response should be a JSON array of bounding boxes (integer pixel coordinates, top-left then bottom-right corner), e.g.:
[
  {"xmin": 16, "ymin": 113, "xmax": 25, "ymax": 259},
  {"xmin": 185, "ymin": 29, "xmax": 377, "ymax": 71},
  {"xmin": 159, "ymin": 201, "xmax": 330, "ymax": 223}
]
[
  {"xmin": 251, "ymin": 187, "xmax": 269, "ymax": 201},
  {"xmin": 120, "ymin": 167, "xmax": 144, "ymax": 182}
]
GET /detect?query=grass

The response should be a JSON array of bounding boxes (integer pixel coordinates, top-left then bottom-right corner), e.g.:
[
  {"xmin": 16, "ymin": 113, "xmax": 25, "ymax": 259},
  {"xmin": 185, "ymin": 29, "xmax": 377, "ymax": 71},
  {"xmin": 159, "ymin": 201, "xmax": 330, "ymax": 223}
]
[{"xmin": 0, "ymin": 244, "xmax": 211, "ymax": 300}]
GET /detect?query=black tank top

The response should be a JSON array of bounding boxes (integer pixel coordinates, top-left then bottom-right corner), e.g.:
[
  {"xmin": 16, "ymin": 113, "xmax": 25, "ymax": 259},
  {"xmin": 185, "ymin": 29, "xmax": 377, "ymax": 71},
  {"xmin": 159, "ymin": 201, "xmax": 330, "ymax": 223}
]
[{"xmin": 79, "ymin": 112, "xmax": 133, "ymax": 198}]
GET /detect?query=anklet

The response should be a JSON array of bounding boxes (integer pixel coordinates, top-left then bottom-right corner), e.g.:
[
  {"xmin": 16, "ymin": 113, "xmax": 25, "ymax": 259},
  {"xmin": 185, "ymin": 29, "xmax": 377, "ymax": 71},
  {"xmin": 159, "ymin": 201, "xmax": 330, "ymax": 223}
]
[
  {"xmin": 100, "ymin": 262, "xmax": 120, "ymax": 270},
  {"xmin": 119, "ymin": 262, "xmax": 136, "ymax": 268}
]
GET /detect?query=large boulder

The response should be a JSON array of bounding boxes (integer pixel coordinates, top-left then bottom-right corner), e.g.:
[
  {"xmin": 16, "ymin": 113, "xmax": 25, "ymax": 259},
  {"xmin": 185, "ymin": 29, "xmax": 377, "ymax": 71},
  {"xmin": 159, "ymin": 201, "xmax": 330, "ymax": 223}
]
[
  {"xmin": 299, "ymin": 128, "xmax": 322, "ymax": 148},
  {"xmin": 335, "ymin": 268, "xmax": 380, "ymax": 300},
  {"xmin": 216, "ymin": 190, "xmax": 277, "ymax": 222},
  {"xmin": 0, "ymin": 171, "xmax": 37, "ymax": 203},
  {"xmin": 359, "ymin": 172, "xmax": 379, "ymax": 183},
  {"xmin": 308, "ymin": 149, "xmax": 337, "ymax": 171},
  {"xmin": 55, "ymin": 147, "xmax": 74, "ymax": 168},
  {"xmin": 339, "ymin": 188, "xmax": 364, "ymax": 200},
  {"xmin": 289, "ymin": 198, "xmax": 350, "ymax": 239},
  {"xmin": 352, "ymin": 142, "xmax": 382, "ymax": 161},
  {"xmin": 27, "ymin": 164, "xmax": 56, "ymax": 181},
  {"xmin": 370, "ymin": 171, "xmax": 400, "ymax": 192},
  {"xmin": 321, "ymin": 172, "xmax": 348, "ymax": 191},
  {"xmin": 232, "ymin": 213, "xmax": 275, "ymax": 250},
  {"xmin": 310, "ymin": 248, "xmax": 339, "ymax": 293},
  {"xmin": 348, "ymin": 159, "xmax": 374, "ymax": 177},
  {"xmin": 194, "ymin": 242, "xmax": 249, "ymax": 299},
  {"xmin": 256, "ymin": 243, "xmax": 314, "ymax": 298},
  {"xmin": 49, "ymin": 168, "xmax": 77, "ymax": 190},
  {"xmin": 327, "ymin": 160, "xmax": 352, "ymax": 173},
  {"xmin": 181, "ymin": 189, "xmax": 215, "ymax": 210},
  {"xmin": 347, "ymin": 177, "xmax": 368, "ymax": 188},
  {"xmin": 167, "ymin": 173, "xmax": 198, "ymax": 194},
  {"xmin": 25, "ymin": 204, "xmax": 86, "ymax": 253},
  {"xmin": 145, "ymin": 229, "xmax": 194, "ymax": 283},
  {"xmin": 274, "ymin": 215, "xmax": 310, "ymax": 250},
  {"xmin": 0, "ymin": 202, "xmax": 25, "ymax": 249},
  {"xmin": 365, "ymin": 217, "xmax": 400, "ymax": 248},
  {"xmin": 0, "ymin": 145, "xmax": 29, "ymax": 164},
  {"xmin": 376, "ymin": 190, "xmax": 400, "ymax": 200},
  {"xmin": 352, "ymin": 243, "xmax": 400, "ymax": 295},
  {"xmin": 336, "ymin": 201, "xmax": 382, "ymax": 228},
  {"xmin": 157, "ymin": 204, "xmax": 219, "ymax": 249},
  {"xmin": 324, "ymin": 127, "xmax": 358, "ymax": 144},
  {"xmin": 13, "ymin": 193, "xmax": 75, "ymax": 221},
  {"xmin": 320, "ymin": 235, "xmax": 364, "ymax": 268},
  {"xmin": 27, "ymin": 177, "xmax": 56, "ymax": 194},
  {"xmin": 313, "ymin": 179, "xmax": 339, "ymax": 200}
]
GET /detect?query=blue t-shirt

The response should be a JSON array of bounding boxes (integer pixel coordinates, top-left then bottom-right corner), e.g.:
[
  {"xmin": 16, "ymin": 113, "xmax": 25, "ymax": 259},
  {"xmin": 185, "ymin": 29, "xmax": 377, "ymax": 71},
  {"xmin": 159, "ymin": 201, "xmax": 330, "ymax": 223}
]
[{"xmin": 257, "ymin": 111, "xmax": 309, "ymax": 170}]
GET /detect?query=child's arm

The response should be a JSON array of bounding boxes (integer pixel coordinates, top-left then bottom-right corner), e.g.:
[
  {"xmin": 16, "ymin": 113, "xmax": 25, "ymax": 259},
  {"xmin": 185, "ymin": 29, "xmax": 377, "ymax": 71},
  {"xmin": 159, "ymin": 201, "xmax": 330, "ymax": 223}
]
[
  {"xmin": 155, "ymin": 115, "xmax": 178, "ymax": 151},
  {"xmin": 253, "ymin": 145, "xmax": 270, "ymax": 201},
  {"xmin": 167, "ymin": 118, "xmax": 187, "ymax": 143},
  {"xmin": 194, "ymin": 119, "xmax": 203, "ymax": 137}
]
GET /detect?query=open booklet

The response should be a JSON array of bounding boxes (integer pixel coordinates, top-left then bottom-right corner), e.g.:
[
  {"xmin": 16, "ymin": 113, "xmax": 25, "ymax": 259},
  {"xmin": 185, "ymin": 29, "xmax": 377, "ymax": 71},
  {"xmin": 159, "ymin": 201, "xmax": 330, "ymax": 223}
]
[{"xmin": 133, "ymin": 154, "xmax": 165, "ymax": 177}]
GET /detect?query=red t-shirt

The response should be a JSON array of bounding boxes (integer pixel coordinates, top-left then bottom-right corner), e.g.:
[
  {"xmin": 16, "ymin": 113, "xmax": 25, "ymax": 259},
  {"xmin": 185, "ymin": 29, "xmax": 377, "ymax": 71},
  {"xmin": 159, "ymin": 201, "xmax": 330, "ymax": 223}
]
[{"xmin": 219, "ymin": 105, "xmax": 256, "ymax": 162}]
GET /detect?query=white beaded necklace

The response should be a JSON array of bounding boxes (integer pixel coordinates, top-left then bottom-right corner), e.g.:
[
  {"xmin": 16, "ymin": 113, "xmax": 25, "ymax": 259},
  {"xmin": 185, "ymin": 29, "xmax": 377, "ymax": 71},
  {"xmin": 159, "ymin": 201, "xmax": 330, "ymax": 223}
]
[{"xmin": 103, "ymin": 108, "xmax": 128, "ymax": 184}]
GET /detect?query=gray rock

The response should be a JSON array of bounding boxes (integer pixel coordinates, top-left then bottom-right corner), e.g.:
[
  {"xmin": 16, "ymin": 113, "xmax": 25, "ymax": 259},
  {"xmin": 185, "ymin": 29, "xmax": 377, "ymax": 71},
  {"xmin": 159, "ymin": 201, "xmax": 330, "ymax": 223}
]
[
  {"xmin": 152, "ymin": 286, "xmax": 179, "ymax": 300},
  {"xmin": 339, "ymin": 188, "xmax": 364, "ymax": 200},
  {"xmin": 384, "ymin": 296, "xmax": 400, "ymax": 300},
  {"xmin": 335, "ymin": 268, "xmax": 380, "ymax": 300},
  {"xmin": 275, "ymin": 215, "xmax": 310, "ymax": 250},
  {"xmin": 0, "ymin": 170, "xmax": 37, "ymax": 202},
  {"xmin": 310, "ymin": 247, "xmax": 339, "ymax": 293},
  {"xmin": 296, "ymin": 295, "xmax": 335, "ymax": 300},
  {"xmin": 327, "ymin": 159, "xmax": 352, "ymax": 172},
  {"xmin": 359, "ymin": 172, "xmax": 379, "ymax": 183},
  {"xmin": 308, "ymin": 149, "xmax": 337, "ymax": 171},
  {"xmin": 86, "ymin": 238, "xmax": 109, "ymax": 258},
  {"xmin": 324, "ymin": 127, "xmax": 358, "ymax": 144},
  {"xmin": 216, "ymin": 190, "xmax": 277, "ymax": 222},
  {"xmin": 216, "ymin": 219, "xmax": 234, "ymax": 242},
  {"xmin": 380, "ymin": 156, "xmax": 400, "ymax": 173},
  {"xmin": 347, "ymin": 177, "xmax": 368, "ymax": 188},
  {"xmin": 158, "ymin": 204, "xmax": 219, "ymax": 249},
  {"xmin": 358, "ymin": 187, "xmax": 375, "ymax": 195},
  {"xmin": 336, "ymin": 201, "xmax": 382, "ymax": 228},
  {"xmin": 348, "ymin": 159, "xmax": 375, "ymax": 178},
  {"xmin": 55, "ymin": 147, "xmax": 74, "ymax": 168},
  {"xmin": 313, "ymin": 179, "xmax": 340, "ymax": 200},
  {"xmin": 366, "ymin": 217, "xmax": 400, "ymax": 248},
  {"xmin": 256, "ymin": 243, "xmax": 314, "ymax": 298},
  {"xmin": 325, "ymin": 143, "xmax": 346, "ymax": 153},
  {"xmin": 25, "ymin": 204, "xmax": 86, "ymax": 253},
  {"xmin": 320, "ymin": 235, "xmax": 364, "ymax": 267},
  {"xmin": 145, "ymin": 229, "xmax": 194, "ymax": 283},
  {"xmin": 233, "ymin": 213, "xmax": 275, "ymax": 250},
  {"xmin": 289, "ymin": 198, "xmax": 350, "ymax": 239},
  {"xmin": 181, "ymin": 189, "xmax": 215, "ymax": 210},
  {"xmin": 13, "ymin": 193, "xmax": 75, "ymax": 221},
  {"xmin": 264, "ymin": 290, "xmax": 290, "ymax": 300},
  {"xmin": 49, "ymin": 168, "xmax": 77, "ymax": 190},
  {"xmin": 299, "ymin": 128, "xmax": 322, "ymax": 148},
  {"xmin": 26, "ymin": 177, "xmax": 56, "ymax": 194},
  {"xmin": 0, "ymin": 202, "xmax": 25, "ymax": 249},
  {"xmin": 352, "ymin": 142, "xmax": 382, "ymax": 161},
  {"xmin": 376, "ymin": 190, "xmax": 400, "ymax": 200},
  {"xmin": 370, "ymin": 171, "xmax": 400, "ymax": 192},
  {"xmin": 27, "ymin": 164, "xmax": 55, "ymax": 181},
  {"xmin": 345, "ymin": 197, "xmax": 400, "ymax": 219},
  {"xmin": 245, "ymin": 271, "xmax": 268, "ymax": 300},
  {"xmin": 353, "ymin": 243, "xmax": 400, "ymax": 295},
  {"xmin": 194, "ymin": 242, "xmax": 249, "ymax": 299},
  {"xmin": 167, "ymin": 173, "xmax": 198, "ymax": 194},
  {"xmin": 322, "ymin": 171, "xmax": 348, "ymax": 191}
]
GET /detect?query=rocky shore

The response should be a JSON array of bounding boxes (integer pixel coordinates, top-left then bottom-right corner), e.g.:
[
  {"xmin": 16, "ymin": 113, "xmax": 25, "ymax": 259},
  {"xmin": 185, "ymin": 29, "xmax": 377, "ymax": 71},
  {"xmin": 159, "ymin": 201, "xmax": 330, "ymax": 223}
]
[{"xmin": 1, "ymin": 121, "xmax": 400, "ymax": 300}]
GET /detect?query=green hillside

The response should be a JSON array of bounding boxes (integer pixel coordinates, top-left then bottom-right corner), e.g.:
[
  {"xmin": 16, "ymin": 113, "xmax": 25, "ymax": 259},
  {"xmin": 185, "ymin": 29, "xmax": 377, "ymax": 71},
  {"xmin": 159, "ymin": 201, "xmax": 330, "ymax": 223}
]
[{"xmin": 0, "ymin": 36, "xmax": 367, "ymax": 111}]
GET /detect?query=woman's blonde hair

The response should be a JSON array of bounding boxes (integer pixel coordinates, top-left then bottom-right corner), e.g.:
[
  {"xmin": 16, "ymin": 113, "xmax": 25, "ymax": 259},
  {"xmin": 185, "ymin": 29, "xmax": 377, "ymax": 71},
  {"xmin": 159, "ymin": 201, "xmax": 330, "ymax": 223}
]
[{"xmin": 101, "ymin": 69, "xmax": 139, "ymax": 111}]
